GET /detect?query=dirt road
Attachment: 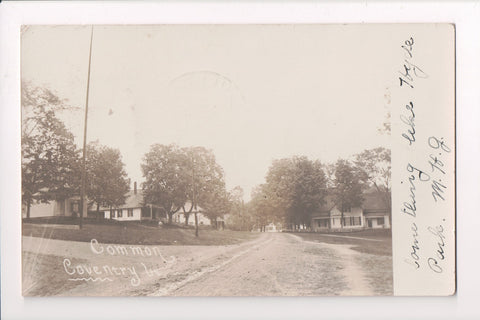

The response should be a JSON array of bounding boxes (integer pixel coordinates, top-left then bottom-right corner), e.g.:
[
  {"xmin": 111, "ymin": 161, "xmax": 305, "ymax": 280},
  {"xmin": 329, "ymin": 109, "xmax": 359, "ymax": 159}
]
[{"xmin": 22, "ymin": 232, "xmax": 392, "ymax": 296}]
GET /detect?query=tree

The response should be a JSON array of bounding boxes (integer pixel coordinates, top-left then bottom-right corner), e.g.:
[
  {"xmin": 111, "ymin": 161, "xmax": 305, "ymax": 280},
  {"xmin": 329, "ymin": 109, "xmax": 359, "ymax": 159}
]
[
  {"xmin": 141, "ymin": 144, "xmax": 228, "ymax": 235},
  {"xmin": 201, "ymin": 188, "xmax": 231, "ymax": 230},
  {"xmin": 290, "ymin": 158, "xmax": 328, "ymax": 229},
  {"xmin": 225, "ymin": 186, "xmax": 254, "ymax": 231},
  {"xmin": 182, "ymin": 146, "xmax": 228, "ymax": 236},
  {"xmin": 256, "ymin": 156, "xmax": 328, "ymax": 230},
  {"xmin": 85, "ymin": 141, "xmax": 130, "ymax": 219},
  {"xmin": 141, "ymin": 144, "xmax": 189, "ymax": 224},
  {"xmin": 331, "ymin": 159, "xmax": 368, "ymax": 228},
  {"xmin": 22, "ymin": 84, "xmax": 80, "ymax": 219},
  {"xmin": 21, "ymin": 82, "xmax": 77, "ymax": 139},
  {"xmin": 354, "ymin": 147, "xmax": 392, "ymax": 218},
  {"xmin": 249, "ymin": 184, "xmax": 278, "ymax": 232}
]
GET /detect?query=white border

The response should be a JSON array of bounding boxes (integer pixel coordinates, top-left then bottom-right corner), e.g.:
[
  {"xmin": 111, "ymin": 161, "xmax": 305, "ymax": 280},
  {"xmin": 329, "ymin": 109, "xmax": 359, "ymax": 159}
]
[{"xmin": 1, "ymin": 1, "xmax": 479, "ymax": 319}]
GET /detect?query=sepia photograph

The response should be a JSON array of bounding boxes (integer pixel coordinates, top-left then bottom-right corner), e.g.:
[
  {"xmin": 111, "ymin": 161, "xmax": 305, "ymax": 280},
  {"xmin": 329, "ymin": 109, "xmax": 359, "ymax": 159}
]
[{"xmin": 20, "ymin": 24, "xmax": 451, "ymax": 297}]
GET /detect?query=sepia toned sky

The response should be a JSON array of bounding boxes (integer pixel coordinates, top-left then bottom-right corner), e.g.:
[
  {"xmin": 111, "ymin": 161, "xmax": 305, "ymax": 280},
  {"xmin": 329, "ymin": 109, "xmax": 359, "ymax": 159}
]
[{"xmin": 21, "ymin": 25, "xmax": 392, "ymax": 200}]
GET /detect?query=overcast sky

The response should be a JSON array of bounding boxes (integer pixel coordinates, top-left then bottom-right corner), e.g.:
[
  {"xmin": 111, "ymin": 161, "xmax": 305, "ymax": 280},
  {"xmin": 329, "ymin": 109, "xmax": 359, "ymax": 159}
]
[{"xmin": 21, "ymin": 25, "xmax": 392, "ymax": 200}]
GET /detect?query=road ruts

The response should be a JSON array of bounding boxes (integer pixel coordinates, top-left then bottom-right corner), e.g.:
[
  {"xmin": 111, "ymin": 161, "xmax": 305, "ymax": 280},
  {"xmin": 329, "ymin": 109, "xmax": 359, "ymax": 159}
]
[{"xmin": 157, "ymin": 233, "xmax": 375, "ymax": 296}]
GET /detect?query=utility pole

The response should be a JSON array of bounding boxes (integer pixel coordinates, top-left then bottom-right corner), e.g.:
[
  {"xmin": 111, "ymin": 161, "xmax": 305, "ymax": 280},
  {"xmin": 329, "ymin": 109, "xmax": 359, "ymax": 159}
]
[{"xmin": 79, "ymin": 26, "xmax": 94, "ymax": 229}]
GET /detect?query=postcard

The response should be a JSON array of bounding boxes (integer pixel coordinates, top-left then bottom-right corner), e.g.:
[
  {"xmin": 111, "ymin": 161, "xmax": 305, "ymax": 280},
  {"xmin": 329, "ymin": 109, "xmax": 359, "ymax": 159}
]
[{"xmin": 20, "ymin": 24, "xmax": 455, "ymax": 296}]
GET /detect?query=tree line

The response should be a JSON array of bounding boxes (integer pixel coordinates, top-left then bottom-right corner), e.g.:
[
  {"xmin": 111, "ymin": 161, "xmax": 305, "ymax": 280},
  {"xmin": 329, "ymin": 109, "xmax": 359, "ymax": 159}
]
[
  {"xmin": 21, "ymin": 84, "xmax": 230, "ymax": 233},
  {"xmin": 22, "ymin": 84, "xmax": 391, "ymax": 234},
  {"xmin": 227, "ymin": 148, "xmax": 391, "ymax": 232}
]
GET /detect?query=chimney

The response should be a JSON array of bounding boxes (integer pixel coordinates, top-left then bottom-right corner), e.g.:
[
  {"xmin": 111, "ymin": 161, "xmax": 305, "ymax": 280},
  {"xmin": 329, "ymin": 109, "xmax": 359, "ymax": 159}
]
[{"xmin": 134, "ymin": 181, "xmax": 137, "ymax": 195}]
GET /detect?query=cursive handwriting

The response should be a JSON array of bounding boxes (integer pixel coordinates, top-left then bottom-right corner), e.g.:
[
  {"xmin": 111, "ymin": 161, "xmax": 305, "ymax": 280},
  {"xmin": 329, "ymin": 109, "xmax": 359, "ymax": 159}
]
[
  {"xmin": 64, "ymin": 258, "xmax": 141, "ymax": 286},
  {"xmin": 402, "ymin": 163, "xmax": 430, "ymax": 217},
  {"xmin": 405, "ymin": 222, "xmax": 420, "ymax": 269},
  {"xmin": 407, "ymin": 163, "xmax": 431, "ymax": 182},
  {"xmin": 401, "ymin": 101, "xmax": 416, "ymax": 145},
  {"xmin": 398, "ymin": 37, "xmax": 450, "ymax": 278},
  {"xmin": 427, "ymin": 137, "xmax": 451, "ymax": 202},
  {"xmin": 431, "ymin": 180, "xmax": 447, "ymax": 202},
  {"xmin": 428, "ymin": 136, "xmax": 451, "ymax": 153},
  {"xmin": 427, "ymin": 225, "xmax": 446, "ymax": 273},
  {"xmin": 398, "ymin": 37, "xmax": 429, "ymax": 89}
]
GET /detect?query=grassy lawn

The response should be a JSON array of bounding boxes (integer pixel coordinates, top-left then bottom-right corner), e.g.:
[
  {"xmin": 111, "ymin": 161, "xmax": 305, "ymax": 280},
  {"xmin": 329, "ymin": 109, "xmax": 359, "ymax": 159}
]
[
  {"xmin": 292, "ymin": 230, "xmax": 392, "ymax": 256},
  {"xmin": 22, "ymin": 221, "xmax": 259, "ymax": 246}
]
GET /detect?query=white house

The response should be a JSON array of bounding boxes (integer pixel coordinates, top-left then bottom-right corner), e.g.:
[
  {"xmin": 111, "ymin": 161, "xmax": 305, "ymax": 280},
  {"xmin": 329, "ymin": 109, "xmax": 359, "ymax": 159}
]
[
  {"xmin": 171, "ymin": 202, "xmax": 227, "ymax": 229},
  {"xmin": 173, "ymin": 210, "xmax": 211, "ymax": 226},
  {"xmin": 171, "ymin": 203, "xmax": 212, "ymax": 226},
  {"xmin": 265, "ymin": 222, "xmax": 280, "ymax": 232},
  {"xmin": 102, "ymin": 189, "xmax": 161, "ymax": 222},
  {"xmin": 22, "ymin": 196, "xmax": 86, "ymax": 219},
  {"xmin": 362, "ymin": 193, "xmax": 391, "ymax": 229},
  {"xmin": 311, "ymin": 192, "xmax": 390, "ymax": 232}
]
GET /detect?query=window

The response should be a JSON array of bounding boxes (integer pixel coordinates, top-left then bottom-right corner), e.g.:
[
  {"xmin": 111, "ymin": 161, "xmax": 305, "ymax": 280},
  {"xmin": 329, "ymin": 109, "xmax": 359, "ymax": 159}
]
[
  {"xmin": 378, "ymin": 217, "xmax": 384, "ymax": 225},
  {"xmin": 117, "ymin": 209, "xmax": 123, "ymax": 218},
  {"xmin": 317, "ymin": 220, "xmax": 327, "ymax": 228},
  {"xmin": 353, "ymin": 217, "xmax": 361, "ymax": 226},
  {"xmin": 347, "ymin": 216, "xmax": 361, "ymax": 226},
  {"xmin": 71, "ymin": 201, "xmax": 79, "ymax": 213},
  {"xmin": 110, "ymin": 209, "xmax": 115, "ymax": 218},
  {"xmin": 128, "ymin": 209, "xmax": 133, "ymax": 217}
]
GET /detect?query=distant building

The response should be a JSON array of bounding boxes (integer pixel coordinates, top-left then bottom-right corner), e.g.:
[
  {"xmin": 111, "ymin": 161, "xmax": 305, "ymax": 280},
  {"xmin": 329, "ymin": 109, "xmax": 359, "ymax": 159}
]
[
  {"xmin": 265, "ymin": 222, "xmax": 279, "ymax": 232},
  {"xmin": 310, "ymin": 192, "xmax": 390, "ymax": 232},
  {"xmin": 173, "ymin": 208, "xmax": 211, "ymax": 226},
  {"xmin": 172, "ymin": 202, "xmax": 226, "ymax": 229}
]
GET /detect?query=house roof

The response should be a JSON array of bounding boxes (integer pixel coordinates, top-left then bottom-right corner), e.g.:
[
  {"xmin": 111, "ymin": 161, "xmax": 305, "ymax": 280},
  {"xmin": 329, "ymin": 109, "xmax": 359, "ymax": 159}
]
[
  {"xmin": 311, "ymin": 195, "xmax": 337, "ymax": 218},
  {"xmin": 362, "ymin": 192, "xmax": 389, "ymax": 213},
  {"xmin": 311, "ymin": 191, "xmax": 390, "ymax": 218},
  {"xmin": 100, "ymin": 190, "xmax": 145, "ymax": 210}
]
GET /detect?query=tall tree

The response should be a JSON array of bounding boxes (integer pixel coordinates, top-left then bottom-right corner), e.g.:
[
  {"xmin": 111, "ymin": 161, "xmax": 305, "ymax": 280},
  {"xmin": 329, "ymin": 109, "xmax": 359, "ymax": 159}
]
[
  {"xmin": 354, "ymin": 147, "xmax": 392, "ymax": 218},
  {"xmin": 201, "ymin": 188, "xmax": 231, "ymax": 230},
  {"xmin": 249, "ymin": 184, "xmax": 278, "ymax": 232},
  {"xmin": 332, "ymin": 159, "xmax": 368, "ymax": 228},
  {"xmin": 226, "ymin": 186, "xmax": 254, "ymax": 231},
  {"xmin": 259, "ymin": 156, "xmax": 328, "ymax": 230},
  {"xmin": 22, "ymin": 84, "xmax": 80, "ymax": 219},
  {"xmin": 183, "ymin": 146, "xmax": 228, "ymax": 236},
  {"xmin": 21, "ymin": 82, "xmax": 77, "ymax": 139},
  {"xmin": 141, "ymin": 144, "xmax": 189, "ymax": 224},
  {"xmin": 85, "ymin": 141, "xmax": 130, "ymax": 218}
]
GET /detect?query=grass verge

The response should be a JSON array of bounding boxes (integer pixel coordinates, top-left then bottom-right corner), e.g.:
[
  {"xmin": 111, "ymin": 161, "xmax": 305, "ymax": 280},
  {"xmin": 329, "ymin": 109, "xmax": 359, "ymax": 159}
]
[
  {"xmin": 22, "ymin": 222, "xmax": 259, "ymax": 246},
  {"xmin": 292, "ymin": 231, "xmax": 392, "ymax": 256}
]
